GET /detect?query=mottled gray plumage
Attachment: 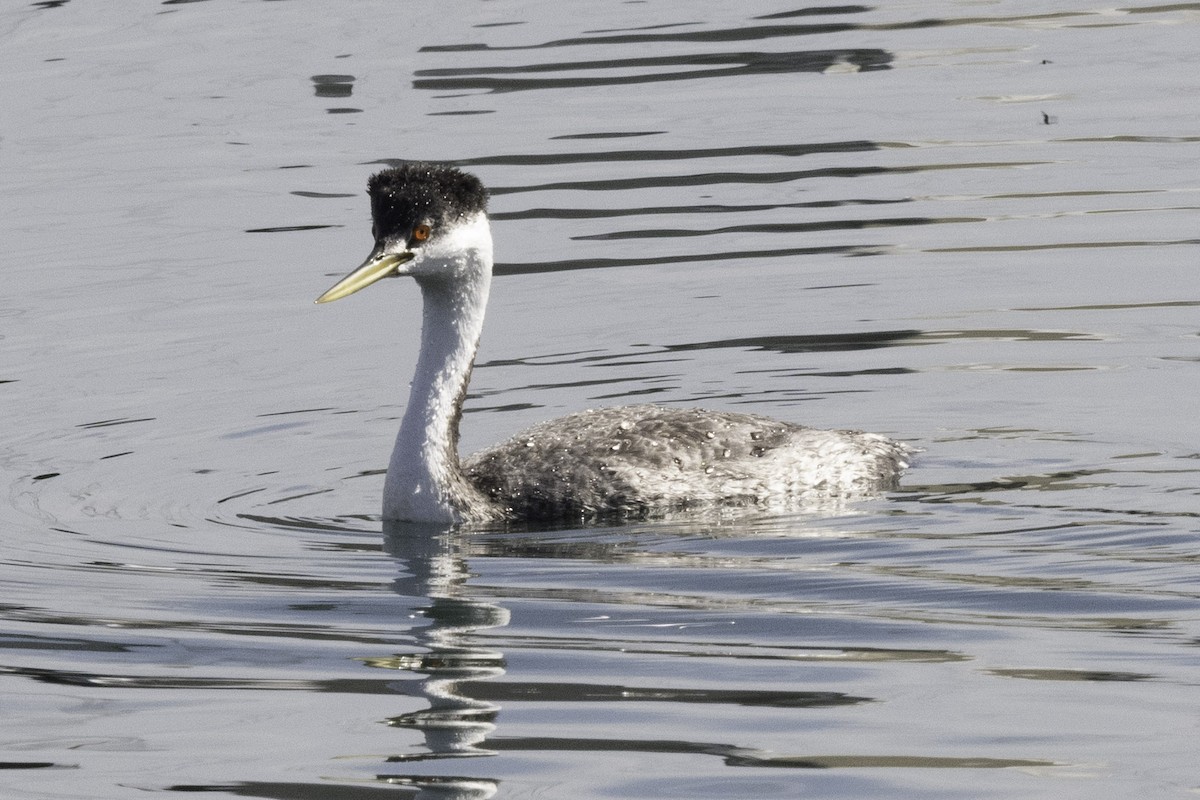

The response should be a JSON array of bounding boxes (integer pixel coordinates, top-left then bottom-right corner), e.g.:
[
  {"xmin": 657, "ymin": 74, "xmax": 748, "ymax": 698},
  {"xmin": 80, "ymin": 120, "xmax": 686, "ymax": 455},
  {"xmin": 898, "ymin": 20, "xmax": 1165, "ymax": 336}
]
[{"xmin": 465, "ymin": 404, "xmax": 910, "ymax": 520}]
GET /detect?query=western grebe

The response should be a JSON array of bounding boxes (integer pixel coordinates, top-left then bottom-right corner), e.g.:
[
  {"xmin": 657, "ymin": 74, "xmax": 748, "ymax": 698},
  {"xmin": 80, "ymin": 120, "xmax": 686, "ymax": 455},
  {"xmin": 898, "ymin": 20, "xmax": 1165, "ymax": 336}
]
[{"xmin": 317, "ymin": 163, "xmax": 910, "ymax": 524}]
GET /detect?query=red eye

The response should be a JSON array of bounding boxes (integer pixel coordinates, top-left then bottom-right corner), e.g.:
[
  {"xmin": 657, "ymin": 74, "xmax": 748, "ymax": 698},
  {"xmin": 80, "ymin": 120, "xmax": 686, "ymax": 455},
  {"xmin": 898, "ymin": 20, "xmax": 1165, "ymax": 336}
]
[{"xmin": 412, "ymin": 224, "xmax": 431, "ymax": 242}]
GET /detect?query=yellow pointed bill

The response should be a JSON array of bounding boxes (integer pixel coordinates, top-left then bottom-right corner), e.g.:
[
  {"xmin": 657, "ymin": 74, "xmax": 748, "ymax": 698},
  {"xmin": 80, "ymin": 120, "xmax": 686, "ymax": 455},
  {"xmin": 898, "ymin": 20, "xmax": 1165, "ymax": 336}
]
[{"xmin": 315, "ymin": 251, "xmax": 415, "ymax": 304}]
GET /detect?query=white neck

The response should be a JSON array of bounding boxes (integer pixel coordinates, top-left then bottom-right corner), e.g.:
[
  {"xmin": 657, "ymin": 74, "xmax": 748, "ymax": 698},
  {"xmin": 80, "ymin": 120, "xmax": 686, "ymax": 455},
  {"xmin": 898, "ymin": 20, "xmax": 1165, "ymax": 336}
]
[{"xmin": 383, "ymin": 214, "xmax": 497, "ymax": 523}]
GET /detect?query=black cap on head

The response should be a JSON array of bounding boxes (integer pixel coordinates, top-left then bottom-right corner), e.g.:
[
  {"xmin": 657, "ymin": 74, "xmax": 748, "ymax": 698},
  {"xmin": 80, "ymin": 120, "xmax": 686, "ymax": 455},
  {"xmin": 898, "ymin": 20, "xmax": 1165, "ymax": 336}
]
[{"xmin": 367, "ymin": 163, "xmax": 488, "ymax": 242}]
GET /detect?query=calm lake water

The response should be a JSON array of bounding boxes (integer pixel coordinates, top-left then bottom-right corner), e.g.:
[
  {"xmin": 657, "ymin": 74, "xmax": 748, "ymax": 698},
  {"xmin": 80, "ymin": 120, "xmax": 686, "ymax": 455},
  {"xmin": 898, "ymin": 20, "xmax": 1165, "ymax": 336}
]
[{"xmin": 3, "ymin": 1, "xmax": 1198, "ymax": 798}]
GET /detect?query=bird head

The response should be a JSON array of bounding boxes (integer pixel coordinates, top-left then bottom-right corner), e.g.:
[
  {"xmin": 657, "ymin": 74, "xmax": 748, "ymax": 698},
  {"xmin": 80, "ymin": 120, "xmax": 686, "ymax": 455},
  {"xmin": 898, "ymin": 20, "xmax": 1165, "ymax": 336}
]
[{"xmin": 316, "ymin": 163, "xmax": 490, "ymax": 303}]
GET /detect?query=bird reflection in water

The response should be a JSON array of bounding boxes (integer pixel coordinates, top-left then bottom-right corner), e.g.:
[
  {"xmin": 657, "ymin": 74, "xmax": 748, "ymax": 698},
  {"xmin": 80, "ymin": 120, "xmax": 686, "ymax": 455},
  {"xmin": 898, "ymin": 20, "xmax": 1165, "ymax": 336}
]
[{"xmin": 358, "ymin": 521, "xmax": 508, "ymax": 799}]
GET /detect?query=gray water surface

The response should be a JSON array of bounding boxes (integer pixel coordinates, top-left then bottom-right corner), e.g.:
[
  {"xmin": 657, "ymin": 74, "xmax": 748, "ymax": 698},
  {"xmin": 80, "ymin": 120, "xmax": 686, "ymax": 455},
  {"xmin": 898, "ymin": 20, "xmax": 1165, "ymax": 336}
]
[{"xmin": 2, "ymin": 2, "xmax": 1198, "ymax": 798}]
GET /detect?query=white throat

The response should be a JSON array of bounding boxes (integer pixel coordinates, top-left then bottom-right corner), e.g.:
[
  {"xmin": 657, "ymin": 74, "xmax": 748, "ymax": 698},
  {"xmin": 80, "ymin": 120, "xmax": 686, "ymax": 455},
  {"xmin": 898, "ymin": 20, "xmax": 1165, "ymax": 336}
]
[{"xmin": 383, "ymin": 214, "xmax": 496, "ymax": 522}]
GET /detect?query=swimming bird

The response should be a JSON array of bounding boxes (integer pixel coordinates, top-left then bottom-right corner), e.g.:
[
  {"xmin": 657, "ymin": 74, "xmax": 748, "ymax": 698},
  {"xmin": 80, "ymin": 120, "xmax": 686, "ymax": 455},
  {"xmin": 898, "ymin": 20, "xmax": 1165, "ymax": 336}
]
[{"xmin": 317, "ymin": 163, "xmax": 910, "ymax": 524}]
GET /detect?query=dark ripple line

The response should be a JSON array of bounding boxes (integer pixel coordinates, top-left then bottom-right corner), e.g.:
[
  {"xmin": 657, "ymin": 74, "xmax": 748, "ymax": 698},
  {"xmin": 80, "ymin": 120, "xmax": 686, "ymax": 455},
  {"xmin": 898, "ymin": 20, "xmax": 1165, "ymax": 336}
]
[
  {"xmin": 493, "ymin": 244, "xmax": 876, "ymax": 276},
  {"xmin": 416, "ymin": 49, "xmax": 887, "ymax": 77},
  {"xmin": 550, "ymin": 130, "xmax": 665, "ymax": 140},
  {"xmin": 583, "ymin": 22, "xmax": 705, "ymax": 35},
  {"xmin": 246, "ymin": 224, "xmax": 340, "ymax": 234},
  {"xmin": 0, "ymin": 665, "xmax": 870, "ymax": 708},
  {"xmin": 649, "ymin": 327, "xmax": 1094, "ymax": 356},
  {"xmin": 420, "ymin": 10, "xmax": 1100, "ymax": 53},
  {"xmin": 0, "ymin": 606, "xmax": 397, "ymax": 645},
  {"xmin": 424, "ymin": 737, "xmax": 1057, "ymax": 770},
  {"xmin": 492, "ymin": 197, "xmax": 908, "ymax": 222},
  {"xmin": 472, "ymin": 332, "xmax": 922, "ymax": 364},
  {"xmin": 664, "ymin": 331, "xmax": 924, "ymax": 355},
  {"xmin": 1013, "ymin": 300, "xmax": 1200, "ymax": 312},
  {"xmin": 449, "ymin": 139, "xmax": 881, "ymax": 166},
  {"xmin": 76, "ymin": 416, "xmax": 155, "ymax": 429},
  {"xmin": 757, "ymin": 5, "xmax": 872, "ymax": 20},
  {"xmin": 456, "ymin": 680, "xmax": 869, "ymax": 708},
  {"xmin": 928, "ymin": 238, "xmax": 1200, "ymax": 254},
  {"xmin": 476, "ymin": 161, "xmax": 1047, "ymax": 196},
  {"xmin": 422, "ymin": 29, "xmax": 866, "ymax": 52},
  {"xmin": 575, "ymin": 216, "xmax": 984, "ymax": 240},
  {"xmin": 414, "ymin": 49, "xmax": 890, "ymax": 93}
]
